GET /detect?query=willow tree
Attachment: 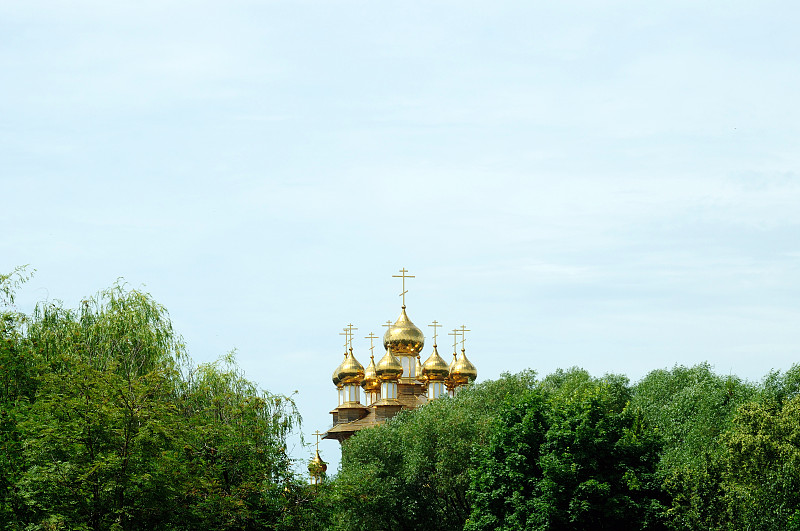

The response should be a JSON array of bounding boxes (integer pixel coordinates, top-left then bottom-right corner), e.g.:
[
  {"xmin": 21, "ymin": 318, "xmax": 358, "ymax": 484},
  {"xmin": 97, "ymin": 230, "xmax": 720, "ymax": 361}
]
[{"xmin": 2, "ymin": 281, "xmax": 302, "ymax": 531}]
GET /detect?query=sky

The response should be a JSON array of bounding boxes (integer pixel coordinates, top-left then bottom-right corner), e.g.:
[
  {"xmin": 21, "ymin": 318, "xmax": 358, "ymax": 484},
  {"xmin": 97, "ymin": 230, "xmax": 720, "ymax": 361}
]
[{"xmin": 3, "ymin": 0, "xmax": 800, "ymax": 473}]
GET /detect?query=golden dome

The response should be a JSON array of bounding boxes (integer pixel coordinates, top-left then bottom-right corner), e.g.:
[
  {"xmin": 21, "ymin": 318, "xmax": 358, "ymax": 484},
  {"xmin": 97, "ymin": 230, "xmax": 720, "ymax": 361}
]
[
  {"xmin": 421, "ymin": 344, "xmax": 450, "ymax": 382},
  {"xmin": 338, "ymin": 348, "xmax": 365, "ymax": 385},
  {"xmin": 361, "ymin": 355, "xmax": 380, "ymax": 391},
  {"xmin": 308, "ymin": 449, "xmax": 327, "ymax": 476},
  {"xmin": 450, "ymin": 348, "xmax": 477, "ymax": 386},
  {"xmin": 444, "ymin": 351, "xmax": 457, "ymax": 390},
  {"xmin": 376, "ymin": 347, "xmax": 403, "ymax": 380},
  {"xmin": 332, "ymin": 352, "xmax": 346, "ymax": 387},
  {"xmin": 383, "ymin": 307, "xmax": 425, "ymax": 355}
]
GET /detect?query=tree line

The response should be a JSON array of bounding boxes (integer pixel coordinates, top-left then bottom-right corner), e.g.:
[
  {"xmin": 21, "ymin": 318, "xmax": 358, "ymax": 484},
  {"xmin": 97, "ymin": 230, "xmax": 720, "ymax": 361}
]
[
  {"xmin": 324, "ymin": 358, "xmax": 800, "ymax": 530},
  {"xmin": 3, "ymin": 269, "xmax": 800, "ymax": 530}
]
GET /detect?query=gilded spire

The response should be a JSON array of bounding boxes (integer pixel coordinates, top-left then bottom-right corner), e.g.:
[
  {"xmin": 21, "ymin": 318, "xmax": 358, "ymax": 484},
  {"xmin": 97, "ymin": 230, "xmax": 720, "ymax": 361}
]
[
  {"xmin": 450, "ymin": 325, "xmax": 476, "ymax": 385},
  {"xmin": 308, "ymin": 431, "xmax": 327, "ymax": 482},
  {"xmin": 361, "ymin": 332, "xmax": 380, "ymax": 391},
  {"xmin": 451, "ymin": 347, "xmax": 478, "ymax": 385}
]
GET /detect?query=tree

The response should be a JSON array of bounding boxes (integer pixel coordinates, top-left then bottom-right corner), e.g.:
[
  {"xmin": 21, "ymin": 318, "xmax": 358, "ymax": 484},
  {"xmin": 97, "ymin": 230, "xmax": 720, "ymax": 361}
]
[
  {"xmin": 717, "ymin": 367, "xmax": 800, "ymax": 530},
  {"xmin": 0, "ymin": 267, "xmax": 35, "ymax": 529},
  {"xmin": 330, "ymin": 371, "xmax": 537, "ymax": 531},
  {"xmin": 467, "ymin": 369, "xmax": 665, "ymax": 530},
  {"xmin": 630, "ymin": 364, "xmax": 756, "ymax": 529},
  {"xmin": 2, "ymin": 282, "xmax": 304, "ymax": 531}
]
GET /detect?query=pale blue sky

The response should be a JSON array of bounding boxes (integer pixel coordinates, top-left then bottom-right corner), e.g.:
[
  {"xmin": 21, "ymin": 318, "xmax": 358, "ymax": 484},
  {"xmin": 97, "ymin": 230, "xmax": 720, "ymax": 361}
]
[{"xmin": 3, "ymin": 0, "xmax": 800, "ymax": 472}]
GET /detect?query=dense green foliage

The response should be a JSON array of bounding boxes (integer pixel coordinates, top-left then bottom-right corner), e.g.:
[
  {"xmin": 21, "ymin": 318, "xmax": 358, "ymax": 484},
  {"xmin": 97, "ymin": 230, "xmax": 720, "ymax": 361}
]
[
  {"xmin": 467, "ymin": 370, "xmax": 665, "ymax": 530},
  {"xmin": 330, "ymin": 372, "xmax": 537, "ymax": 531},
  {"xmin": 330, "ymin": 366, "xmax": 800, "ymax": 531},
  {"xmin": 0, "ymin": 275, "xmax": 312, "ymax": 531}
]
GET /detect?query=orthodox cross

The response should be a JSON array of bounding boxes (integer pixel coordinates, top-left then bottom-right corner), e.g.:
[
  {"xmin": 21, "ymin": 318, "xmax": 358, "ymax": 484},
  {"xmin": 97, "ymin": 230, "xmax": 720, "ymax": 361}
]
[
  {"xmin": 449, "ymin": 329, "xmax": 459, "ymax": 354},
  {"xmin": 428, "ymin": 320, "xmax": 441, "ymax": 345},
  {"xmin": 382, "ymin": 319, "xmax": 393, "ymax": 332},
  {"xmin": 342, "ymin": 323, "xmax": 358, "ymax": 350},
  {"xmin": 312, "ymin": 430, "xmax": 324, "ymax": 452},
  {"xmin": 365, "ymin": 332, "xmax": 378, "ymax": 357},
  {"xmin": 392, "ymin": 268, "xmax": 415, "ymax": 308},
  {"xmin": 458, "ymin": 325, "xmax": 471, "ymax": 349}
]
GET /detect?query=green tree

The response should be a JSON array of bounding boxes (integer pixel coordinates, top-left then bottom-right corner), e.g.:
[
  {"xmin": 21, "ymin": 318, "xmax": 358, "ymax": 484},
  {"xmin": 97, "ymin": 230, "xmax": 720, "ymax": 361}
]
[
  {"xmin": 630, "ymin": 364, "xmax": 756, "ymax": 530},
  {"xmin": 0, "ymin": 267, "xmax": 36, "ymax": 529},
  {"xmin": 331, "ymin": 371, "xmax": 537, "ymax": 531},
  {"xmin": 175, "ymin": 353, "xmax": 301, "ymax": 530},
  {"xmin": 717, "ymin": 367, "xmax": 800, "ymax": 530},
  {"xmin": 3, "ymin": 282, "xmax": 304, "ymax": 531},
  {"xmin": 467, "ymin": 369, "xmax": 665, "ymax": 530}
]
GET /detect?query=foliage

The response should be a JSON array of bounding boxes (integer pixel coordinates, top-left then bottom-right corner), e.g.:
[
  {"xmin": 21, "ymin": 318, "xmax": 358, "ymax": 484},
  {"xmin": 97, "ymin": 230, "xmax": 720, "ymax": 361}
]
[
  {"xmin": 0, "ymin": 277, "xmax": 306, "ymax": 531},
  {"xmin": 717, "ymin": 368, "xmax": 800, "ymax": 530},
  {"xmin": 467, "ymin": 368, "xmax": 666, "ymax": 530},
  {"xmin": 330, "ymin": 371, "xmax": 538, "ymax": 531},
  {"xmin": 630, "ymin": 364, "xmax": 757, "ymax": 529}
]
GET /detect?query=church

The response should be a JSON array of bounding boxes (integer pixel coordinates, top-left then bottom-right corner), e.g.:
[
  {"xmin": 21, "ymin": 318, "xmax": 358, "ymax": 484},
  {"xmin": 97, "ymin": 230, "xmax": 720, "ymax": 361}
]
[{"xmin": 322, "ymin": 269, "xmax": 478, "ymax": 443}]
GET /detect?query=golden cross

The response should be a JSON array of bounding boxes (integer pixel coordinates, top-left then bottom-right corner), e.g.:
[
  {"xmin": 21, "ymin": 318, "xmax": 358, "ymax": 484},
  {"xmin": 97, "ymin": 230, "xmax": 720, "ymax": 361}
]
[
  {"xmin": 428, "ymin": 320, "xmax": 441, "ymax": 345},
  {"xmin": 382, "ymin": 319, "xmax": 393, "ymax": 330},
  {"xmin": 365, "ymin": 332, "xmax": 378, "ymax": 356},
  {"xmin": 392, "ymin": 267, "xmax": 415, "ymax": 308},
  {"xmin": 338, "ymin": 330, "xmax": 348, "ymax": 350},
  {"xmin": 458, "ymin": 325, "xmax": 471, "ymax": 348},
  {"xmin": 449, "ymin": 329, "xmax": 459, "ymax": 354},
  {"xmin": 312, "ymin": 430, "xmax": 324, "ymax": 452},
  {"xmin": 342, "ymin": 323, "xmax": 358, "ymax": 350}
]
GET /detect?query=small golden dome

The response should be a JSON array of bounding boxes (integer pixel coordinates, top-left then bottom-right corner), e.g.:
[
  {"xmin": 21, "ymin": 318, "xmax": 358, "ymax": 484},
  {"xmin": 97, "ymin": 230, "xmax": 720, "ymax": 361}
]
[
  {"xmin": 450, "ymin": 348, "xmax": 477, "ymax": 386},
  {"xmin": 308, "ymin": 449, "xmax": 327, "ymax": 476},
  {"xmin": 338, "ymin": 348, "xmax": 365, "ymax": 385},
  {"xmin": 444, "ymin": 352, "xmax": 457, "ymax": 390},
  {"xmin": 421, "ymin": 344, "xmax": 450, "ymax": 382},
  {"xmin": 332, "ymin": 352, "xmax": 346, "ymax": 387},
  {"xmin": 361, "ymin": 355, "xmax": 380, "ymax": 391},
  {"xmin": 376, "ymin": 347, "xmax": 403, "ymax": 380},
  {"xmin": 383, "ymin": 307, "xmax": 425, "ymax": 355}
]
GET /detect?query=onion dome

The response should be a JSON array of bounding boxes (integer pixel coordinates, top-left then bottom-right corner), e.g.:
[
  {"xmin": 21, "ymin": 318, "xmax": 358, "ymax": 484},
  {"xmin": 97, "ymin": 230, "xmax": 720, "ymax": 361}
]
[
  {"xmin": 444, "ymin": 351, "xmax": 457, "ymax": 389},
  {"xmin": 421, "ymin": 344, "xmax": 450, "ymax": 382},
  {"xmin": 332, "ymin": 352, "xmax": 347, "ymax": 387},
  {"xmin": 450, "ymin": 348, "xmax": 478, "ymax": 386},
  {"xmin": 361, "ymin": 355, "xmax": 380, "ymax": 392},
  {"xmin": 376, "ymin": 347, "xmax": 403, "ymax": 380},
  {"xmin": 308, "ymin": 449, "xmax": 327, "ymax": 476},
  {"xmin": 338, "ymin": 348, "xmax": 365, "ymax": 385},
  {"xmin": 383, "ymin": 307, "xmax": 425, "ymax": 355}
]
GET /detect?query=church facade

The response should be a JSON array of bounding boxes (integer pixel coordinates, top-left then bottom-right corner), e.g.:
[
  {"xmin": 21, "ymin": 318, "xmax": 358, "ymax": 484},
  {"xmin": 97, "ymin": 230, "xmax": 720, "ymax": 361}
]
[{"xmin": 323, "ymin": 270, "xmax": 478, "ymax": 443}]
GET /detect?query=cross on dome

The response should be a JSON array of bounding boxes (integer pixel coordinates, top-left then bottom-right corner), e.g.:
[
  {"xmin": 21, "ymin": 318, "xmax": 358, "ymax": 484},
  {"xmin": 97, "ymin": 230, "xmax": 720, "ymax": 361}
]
[
  {"xmin": 392, "ymin": 268, "xmax": 415, "ymax": 308},
  {"xmin": 428, "ymin": 320, "xmax": 441, "ymax": 346},
  {"xmin": 364, "ymin": 332, "xmax": 379, "ymax": 356}
]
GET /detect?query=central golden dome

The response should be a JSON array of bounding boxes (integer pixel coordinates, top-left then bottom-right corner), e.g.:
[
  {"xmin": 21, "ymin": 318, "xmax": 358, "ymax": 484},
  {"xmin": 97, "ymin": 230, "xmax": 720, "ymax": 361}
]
[{"xmin": 383, "ymin": 307, "xmax": 425, "ymax": 355}]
